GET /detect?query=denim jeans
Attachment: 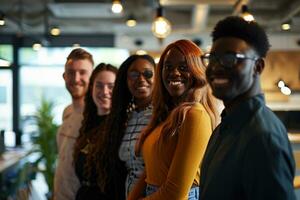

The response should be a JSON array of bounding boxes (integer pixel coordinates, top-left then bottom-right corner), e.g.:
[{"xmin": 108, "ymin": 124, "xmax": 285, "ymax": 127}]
[{"xmin": 145, "ymin": 184, "xmax": 200, "ymax": 200}]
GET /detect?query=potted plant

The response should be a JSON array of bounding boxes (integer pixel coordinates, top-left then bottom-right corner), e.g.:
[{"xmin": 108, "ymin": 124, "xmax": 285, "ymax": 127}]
[{"xmin": 33, "ymin": 98, "xmax": 58, "ymax": 199}]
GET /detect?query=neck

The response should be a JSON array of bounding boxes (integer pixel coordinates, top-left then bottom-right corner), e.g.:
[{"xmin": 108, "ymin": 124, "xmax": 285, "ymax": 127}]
[
  {"xmin": 224, "ymin": 78, "xmax": 262, "ymax": 113},
  {"xmin": 72, "ymin": 98, "xmax": 84, "ymax": 113},
  {"xmin": 135, "ymin": 97, "xmax": 151, "ymax": 111},
  {"xmin": 98, "ymin": 108, "xmax": 109, "ymax": 116}
]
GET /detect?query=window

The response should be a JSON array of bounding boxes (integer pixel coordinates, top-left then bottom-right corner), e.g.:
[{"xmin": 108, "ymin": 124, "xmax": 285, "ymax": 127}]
[
  {"xmin": 0, "ymin": 70, "xmax": 13, "ymax": 131},
  {"xmin": 19, "ymin": 47, "xmax": 129, "ymax": 130}
]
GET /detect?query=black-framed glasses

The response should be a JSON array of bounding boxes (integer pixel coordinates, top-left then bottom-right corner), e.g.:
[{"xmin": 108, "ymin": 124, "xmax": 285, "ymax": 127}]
[
  {"xmin": 128, "ymin": 70, "xmax": 154, "ymax": 80},
  {"xmin": 201, "ymin": 52, "xmax": 258, "ymax": 68},
  {"xmin": 163, "ymin": 64, "xmax": 189, "ymax": 73}
]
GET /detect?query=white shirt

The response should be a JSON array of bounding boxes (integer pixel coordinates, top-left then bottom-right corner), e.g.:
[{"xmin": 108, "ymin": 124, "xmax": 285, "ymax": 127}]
[{"xmin": 54, "ymin": 104, "xmax": 82, "ymax": 200}]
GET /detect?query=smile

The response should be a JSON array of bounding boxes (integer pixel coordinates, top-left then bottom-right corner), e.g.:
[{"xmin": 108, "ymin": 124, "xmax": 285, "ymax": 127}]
[{"xmin": 212, "ymin": 78, "xmax": 229, "ymax": 85}]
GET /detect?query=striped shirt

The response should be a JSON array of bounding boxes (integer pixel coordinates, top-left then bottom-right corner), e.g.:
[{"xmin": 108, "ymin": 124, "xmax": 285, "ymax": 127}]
[{"xmin": 119, "ymin": 108, "xmax": 152, "ymax": 196}]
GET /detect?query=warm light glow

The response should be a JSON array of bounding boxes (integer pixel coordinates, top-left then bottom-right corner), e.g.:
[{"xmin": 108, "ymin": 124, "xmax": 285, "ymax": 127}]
[
  {"xmin": 136, "ymin": 50, "xmax": 147, "ymax": 55},
  {"xmin": 281, "ymin": 23, "xmax": 291, "ymax": 31},
  {"xmin": 126, "ymin": 19, "xmax": 137, "ymax": 27},
  {"xmin": 111, "ymin": 1, "xmax": 123, "ymax": 13},
  {"xmin": 240, "ymin": 5, "xmax": 255, "ymax": 22},
  {"xmin": 152, "ymin": 16, "xmax": 171, "ymax": 38},
  {"xmin": 277, "ymin": 80, "xmax": 285, "ymax": 88},
  {"xmin": 242, "ymin": 13, "xmax": 255, "ymax": 22},
  {"xmin": 50, "ymin": 27, "xmax": 61, "ymax": 36},
  {"xmin": 73, "ymin": 43, "xmax": 81, "ymax": 47},
  {"xmin": 281, "ymin": 86, "xmax": 292, "ymax": 95},
  {"xmin": 0, "ymin": 18, "xmax": 5, "ymax": 26},
  {"xmin": 32, "ymin": 43, "xmax": 42, "ymax": 51}
]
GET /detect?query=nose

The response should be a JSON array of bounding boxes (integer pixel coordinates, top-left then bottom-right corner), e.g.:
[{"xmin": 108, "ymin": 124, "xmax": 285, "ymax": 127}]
[
  {"xmin": 136, "ymin": 73, "xmax": 147, "ymax": 82},
  {"xmin": 74, "ymin": 72, "xmax": 81, "ymax": 82},
  {"xmin": 103, "ymin": 85, "xmax": 110, "ymax": 95},
  {"xmin": 169, "ymin": 66, "xmax": 181, "ymax": 75}
]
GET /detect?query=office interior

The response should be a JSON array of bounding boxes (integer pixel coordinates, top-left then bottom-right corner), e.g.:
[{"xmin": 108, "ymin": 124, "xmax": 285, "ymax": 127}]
[{"xmin": 0, "ymin": 0, "xmax": 300, "ymax": 199}]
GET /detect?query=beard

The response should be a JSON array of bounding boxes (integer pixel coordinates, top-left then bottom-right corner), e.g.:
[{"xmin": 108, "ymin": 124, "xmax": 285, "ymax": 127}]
[{"xmin": 66, "ymin": 84, "xmax": 88, "ymax": 100}]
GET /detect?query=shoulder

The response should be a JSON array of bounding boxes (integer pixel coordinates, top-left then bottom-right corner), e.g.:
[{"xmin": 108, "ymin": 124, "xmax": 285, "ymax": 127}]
[
  {"xmin": 62, "ymin": 104, "xmax": 73, "ymax": 121},
  {"xmin": 187, "ymin": 103, "xmax": 210, "ymax": 120}
]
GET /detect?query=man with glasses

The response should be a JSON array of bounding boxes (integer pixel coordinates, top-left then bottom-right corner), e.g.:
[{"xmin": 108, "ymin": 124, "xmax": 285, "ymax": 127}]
[{"xmin": 200, "ymin": 16, "xmax": 296, "ymax": 199}]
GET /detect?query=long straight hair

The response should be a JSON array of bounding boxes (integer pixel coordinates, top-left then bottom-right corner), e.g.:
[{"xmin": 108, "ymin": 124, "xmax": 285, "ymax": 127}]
[{"xmin": 137, "ymin": 39, "xmax": 219, "ymax": 153}]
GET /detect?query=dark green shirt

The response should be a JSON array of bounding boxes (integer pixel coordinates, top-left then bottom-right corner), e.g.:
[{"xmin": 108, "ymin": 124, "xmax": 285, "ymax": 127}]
[{"xmin": 200, "ymin": 94, "xmax": 296, "ymax": 200}]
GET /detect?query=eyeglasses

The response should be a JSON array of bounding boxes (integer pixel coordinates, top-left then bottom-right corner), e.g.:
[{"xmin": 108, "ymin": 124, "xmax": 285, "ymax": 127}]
[
  {"xmin": 201, "ymin": 53, "xmax": 258, "ymax": 68},
  {"xmin": 163, "ymin": 64, "xmax": 189, "ymax": 73},
  {"xmin": 128, "ymin": 70, "xmax": 154, "ymax": 80}
]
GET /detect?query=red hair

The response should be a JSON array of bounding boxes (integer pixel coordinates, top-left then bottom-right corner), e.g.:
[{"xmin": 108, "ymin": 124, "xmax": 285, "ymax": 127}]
[{"xmin": 136, "ymin": 39, "xmax": 219, "ymax": 153}]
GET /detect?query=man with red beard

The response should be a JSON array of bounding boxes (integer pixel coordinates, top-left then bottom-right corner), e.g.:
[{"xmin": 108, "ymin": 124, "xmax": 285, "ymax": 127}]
[{"xmin": 54, "ymin": 48, "xmax": 93, "ymax": 200}]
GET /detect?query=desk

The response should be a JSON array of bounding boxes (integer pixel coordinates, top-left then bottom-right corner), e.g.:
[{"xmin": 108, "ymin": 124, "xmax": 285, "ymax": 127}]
[{"xmin": 0, "ymin": 148, "xmax": 33, "ymax": 173}]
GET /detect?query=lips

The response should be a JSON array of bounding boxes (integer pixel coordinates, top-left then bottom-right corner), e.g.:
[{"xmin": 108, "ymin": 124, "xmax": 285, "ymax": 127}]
[
  {"xmin": 207, "ymin": 75, "xmax": 229, "ymax": 89},
  {"xmin": 168, "ymin": 79, "xmax": 184, "ymax": 87},
  {"xmin": 133, "ymin": 85, "xmax": 149, "ymax": 94}
]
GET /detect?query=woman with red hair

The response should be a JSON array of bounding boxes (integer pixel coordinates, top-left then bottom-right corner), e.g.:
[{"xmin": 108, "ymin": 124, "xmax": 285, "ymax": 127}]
[{"xmin": 129, "ymin": 39, "xmax": 219, "ymax": 200}]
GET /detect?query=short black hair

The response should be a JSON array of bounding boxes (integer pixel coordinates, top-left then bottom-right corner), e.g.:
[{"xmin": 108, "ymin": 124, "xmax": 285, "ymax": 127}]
[{"xmin": 212, "ymin": 16, "xmax": 270, "ymax": 57}]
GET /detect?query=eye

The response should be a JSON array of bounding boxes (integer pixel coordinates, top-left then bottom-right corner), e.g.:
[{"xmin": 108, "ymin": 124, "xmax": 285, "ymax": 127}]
[
  {"xmin": 221, "ymin": 54, "xmax": 236, "ymax": 66},
  {"xmin": 128, "ymin": 71, "xmax": 139, "ymax": 80},
  {"xmin": 143, "ymin": 70, "xmax": 153, "ymax": 79},
  {"xmin": 107, "ymin": 84, "xmax": 114, "ymax": 90},
  {"xmin": 163, "ymin": 64, "xmax": 172, "ymax": 71},
  {"xmin": 178, "ymin": 65, "xmax": 188, "ymax": 72}
]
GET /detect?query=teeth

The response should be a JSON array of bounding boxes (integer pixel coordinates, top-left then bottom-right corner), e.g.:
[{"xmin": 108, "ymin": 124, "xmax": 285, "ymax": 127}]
[
  {"xmin": 169, "ymin": 81, "xmax": 182, "ymax": 86},
  {"xmin": 213, "ymin": 78, "xmax": 229, "ymax": 84}
]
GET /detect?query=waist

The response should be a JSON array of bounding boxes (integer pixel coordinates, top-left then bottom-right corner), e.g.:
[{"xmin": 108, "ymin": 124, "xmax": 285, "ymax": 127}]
[{"xmin": 146, "ymin": 184, "xmax": 200, "ymax": 199}]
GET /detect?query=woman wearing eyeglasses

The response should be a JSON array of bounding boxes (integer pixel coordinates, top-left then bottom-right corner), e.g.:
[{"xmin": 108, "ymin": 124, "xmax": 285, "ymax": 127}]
[
  {"xmin": 128, "ymin": 40, "xmax": 219, "ymax": 200},
  {"xmin": 98, "ymin": 54, "xmax": 156, "ymax": 200}
]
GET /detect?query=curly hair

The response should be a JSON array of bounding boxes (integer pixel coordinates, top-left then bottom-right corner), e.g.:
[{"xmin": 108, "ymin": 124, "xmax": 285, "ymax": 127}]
[
  {"xmin": 212, "ymin": 16, "xmax": 270, "ymax": 57},
  {"xmin": 97, "ymin": 54, "xmax": 155, "ymax": 198},
  {"xmin": 73, "ymin": 63, "xmax": 117, "ymax": 182},
  {"xmin": 137, "ymin": 39, "xmax": 219, "ymax": 152}
]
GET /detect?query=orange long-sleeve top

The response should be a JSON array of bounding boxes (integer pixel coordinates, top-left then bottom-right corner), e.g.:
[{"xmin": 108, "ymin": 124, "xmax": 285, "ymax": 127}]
[{"xmin": 141, "ymin": 103, "xmax": 212, "ymax": 200}]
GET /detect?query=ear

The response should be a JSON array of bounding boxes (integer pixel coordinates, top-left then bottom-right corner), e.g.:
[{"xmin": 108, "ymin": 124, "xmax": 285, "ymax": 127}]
[
  {"xmin": 254, "ymin": 58, "xmax": 265, "ymax": 75},
  {"xmin": 63, "ymin": 72, "xmax": 66, "ymax": 80}
]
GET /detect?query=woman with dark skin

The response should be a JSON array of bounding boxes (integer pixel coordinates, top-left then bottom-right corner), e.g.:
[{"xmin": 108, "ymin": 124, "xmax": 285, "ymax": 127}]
[
  {"xmin": 73, "ymin": 63, "xmax": 117, "ymax": 200},
  {"xmin": 128, "ymin": 40, "xmax": 219, "ymax": 200},
  {"xmin": 98, "ymin": 55, "xmax": 155, "ymax": 200}
]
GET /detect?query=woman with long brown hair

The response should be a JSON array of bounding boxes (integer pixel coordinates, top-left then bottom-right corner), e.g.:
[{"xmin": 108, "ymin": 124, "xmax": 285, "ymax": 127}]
[
  {"xmin": 129, "ymin": 39, "xmax": 219, "ymax": 199},
  {"xmin": 73, "ymin": 63, "xmax": 117, "ymax": 200}
]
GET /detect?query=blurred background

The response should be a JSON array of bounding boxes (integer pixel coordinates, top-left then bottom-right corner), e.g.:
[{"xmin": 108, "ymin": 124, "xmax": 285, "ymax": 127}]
[{"xmin": 0, "ymin": 0, "xmax": 300, "ymax": 199}]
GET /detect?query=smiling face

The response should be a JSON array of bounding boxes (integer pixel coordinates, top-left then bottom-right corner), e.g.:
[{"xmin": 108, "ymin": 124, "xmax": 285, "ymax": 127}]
[
  {"xmin": 127, "ymin": 58, "xmax": 155, "ymax": 105},
  {"xmin": 205, "ymin": 37, "xmax": 259, "ymax": 104},
  {"xmin": 63, "ymin": 59, "xmax": 93, "ymax": 100},
  {"xmin": 92, "ymin": 70, "xmax": 116, "ymax": 115},
  {"xmin": 162, "ymin": 47, "xmax": 193, "ymax": 101}
]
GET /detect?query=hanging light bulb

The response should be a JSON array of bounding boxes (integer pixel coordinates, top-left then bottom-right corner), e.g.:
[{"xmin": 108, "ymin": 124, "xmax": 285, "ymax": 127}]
[
  {"xmin": 0, "ymin": 14, "xmax": 5, "ymax": 26},
  {"xmin": 111, "ymin": 0, "xmax": 123, "ymax": 14},
  {"xmin": 152, "ymin": 6, "xmax": 171, "ymax": 39},
  {"xmin": 32, "ymin": 42, "xmax": 42, "ymax": 51},
  {"xmin": 126, "ymin": 15, "xmax": 137, "ymax": 27},
  {"xmin": 50, "ymin": 26, "xmax": 61, "ymax": 36},
  {"xmin": 281, "ymin": 21, "xmax": 291, "ymax": 31},
  {"xmin": 277, "ymin": 80, "xmax": 285, "ymax": 88},
  {"xmin": 241, "ymin": 5, "xmax": 255, "ymax": 22},
  {"xmin": 281, "ymin": 85, "xmax": 292, "ymax": 95}
]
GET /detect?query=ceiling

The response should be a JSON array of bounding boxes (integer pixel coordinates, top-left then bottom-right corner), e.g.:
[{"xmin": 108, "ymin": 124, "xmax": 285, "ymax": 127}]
[{"xmin": 1, "ymin": 0, "xmax": 300, "ymax": 50}]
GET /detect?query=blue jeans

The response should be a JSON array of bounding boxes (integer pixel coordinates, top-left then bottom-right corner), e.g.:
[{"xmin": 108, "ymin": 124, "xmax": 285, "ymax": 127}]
[{"xmin": 145, "ymin": 184, "xmax": 200, "ymax": 200}]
